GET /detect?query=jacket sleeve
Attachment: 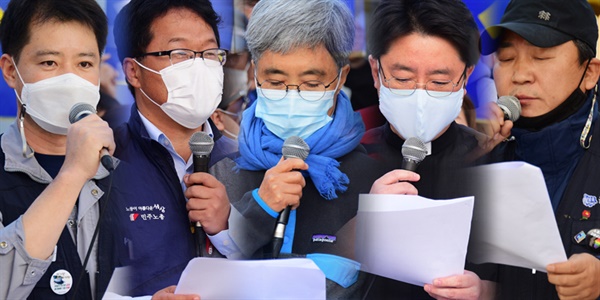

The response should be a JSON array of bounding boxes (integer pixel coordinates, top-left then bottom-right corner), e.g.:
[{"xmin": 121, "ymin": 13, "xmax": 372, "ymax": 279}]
[
  {"xmin": 228, "ymin": 190, "xmax": 277, "ymax": 259},
  {"xmin": 0, "ymin": 214, "xmax": 53, "ymax": 299}
]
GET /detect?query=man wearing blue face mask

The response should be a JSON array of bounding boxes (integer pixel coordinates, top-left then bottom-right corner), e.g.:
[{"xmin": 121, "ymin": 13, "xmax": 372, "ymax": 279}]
[
  {"xmin": 0, "ymin": 0, "xmax": 125, "ymax": 299},
  {"xmin": 361, "ymin": 0, "xmax": 495, "ymax": 299},
  {"xmin": 111, "ymin": 0, "xmax": 238, "ymax": 297},
  {"xmin": 209, "ymin": 0, "xmax": 384, "ymax": 298}
]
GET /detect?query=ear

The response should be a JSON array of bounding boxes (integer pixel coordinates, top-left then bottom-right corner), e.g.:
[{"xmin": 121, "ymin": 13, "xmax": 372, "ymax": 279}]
[
  {"xmin": 368, "ymin": 55, "xmax": 381, "ymax": 91},
  {"xmin": 582, "ymin": 58, "xmax": 600, "ymax": 91},
  {"xmin": 464, "ymin": 65, "xmax": 475, "ymax": 85},
  {"xmin": 122, "ymin": 57, "xmax": 142, "ymax": 89},
  {"xmin": 338, "ymin": 64, "xmax": 351, "ymax": 89},
  {"xmin": 0, "ymin": 54, "xmax": 19, "ymax": 89},
  {"xmin": 210, "ymin": 111, "xmax": 225, "ymax": 131},
  {"xmin": 463, "ymin": 65, "xmax": 475, "ymax": 96}
]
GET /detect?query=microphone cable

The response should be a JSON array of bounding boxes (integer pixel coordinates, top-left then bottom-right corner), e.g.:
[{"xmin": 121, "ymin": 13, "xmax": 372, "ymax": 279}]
[{"xmin": 71, "ymin": 168, "xmax": 115, "ymax": 300}]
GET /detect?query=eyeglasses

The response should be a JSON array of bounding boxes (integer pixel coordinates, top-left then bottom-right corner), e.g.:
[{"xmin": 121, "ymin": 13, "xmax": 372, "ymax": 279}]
[
  {"xmin": 140, "ymin": 48, "xmax": 227, "ymax": 67},
  {"xmin": 379, "ymin": 60, "xmax": 467, "ymax": 98},
  {"xmin": 256, "ymin": 70, "xmax": 341, "ymax": 101}
]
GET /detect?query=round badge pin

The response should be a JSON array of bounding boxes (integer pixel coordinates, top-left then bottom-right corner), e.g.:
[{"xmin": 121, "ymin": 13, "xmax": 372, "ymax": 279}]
[{"xmin": 50, "ymin": 269, "xmax": 73, "ymax": 295}]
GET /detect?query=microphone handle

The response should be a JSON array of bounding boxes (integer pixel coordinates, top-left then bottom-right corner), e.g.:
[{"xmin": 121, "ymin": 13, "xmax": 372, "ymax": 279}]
[
  {"xmin": 401, "ymin": 158, "xmax": 419, "ymax": 172},
  {"xmin": 100, "ymin": 148, "xmax": 114, "ymax": 171},
  {"xmin": 272, "ymin": 205, "xmax": 291, "ymax": 258},
  {"xmin": 192, "ymin": 154, "xmax": 210, "ymax": 257}
]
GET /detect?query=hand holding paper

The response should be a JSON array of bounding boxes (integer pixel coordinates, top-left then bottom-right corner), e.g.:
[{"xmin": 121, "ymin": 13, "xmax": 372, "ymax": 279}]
[{"xmin": 355, "ymin": 194, "xmax": 474, "ymax": 287}]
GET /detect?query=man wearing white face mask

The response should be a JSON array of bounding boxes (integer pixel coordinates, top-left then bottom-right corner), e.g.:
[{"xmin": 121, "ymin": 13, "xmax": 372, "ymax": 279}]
[
  {"xmin": 361, "ymin": 0, "xmax": 495, "ymax": 299},
  {"xmin": 111, "ymin": 0, "xmax": 238, "ymax": 297},
  {"xmin": 0, "ymin": 0, "xmax": 124, "ymax": 299}
]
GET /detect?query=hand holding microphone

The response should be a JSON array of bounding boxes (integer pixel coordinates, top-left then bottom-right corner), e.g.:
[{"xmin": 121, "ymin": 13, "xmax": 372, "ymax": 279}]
[
  {"xmin": 370, "ymin": 137, "xmax": 426, "ymax": 195},
  {"xmin": 67, "ymin": 103, "xmax": 115, "ymax": 173},
  {"xmin": 273, "ymin": 137, "xmax": 310, "ymax": 258},
  {"xmin": 185, "ymin": 132, "xmax": 232, "ymax": 255},
  {"xmin": 185, "ymin": 132, "xmax": 222, "ymax": 256},
  {"xmin": 483, "ymin": 95, "xmax": 521, "ymax": 149}
]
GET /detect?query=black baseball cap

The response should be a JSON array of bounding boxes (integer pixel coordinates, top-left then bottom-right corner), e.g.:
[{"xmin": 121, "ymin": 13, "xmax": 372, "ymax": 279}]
[{"xmin": 481, "ymin": 0, "xmax": 598, "ymax": 55}]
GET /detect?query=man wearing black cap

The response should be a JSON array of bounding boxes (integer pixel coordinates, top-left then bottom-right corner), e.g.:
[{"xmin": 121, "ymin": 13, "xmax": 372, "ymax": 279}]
[{"xmin": 483, "ymin": 0, "xmax": 600, "ymax": 299}]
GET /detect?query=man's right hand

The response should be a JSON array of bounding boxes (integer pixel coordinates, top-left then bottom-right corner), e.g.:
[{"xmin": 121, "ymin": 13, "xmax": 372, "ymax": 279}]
[
  {"xmin": 258, "ymin": 157, "xmax": 308, "ymax": 212},
  {"xmin": 370, "ymin": 169, "xmax": 420, "ymax": 195},
  {"xmin": 482, "ymin": 102, "xmax": 513, "ymax": 151},
  {"xmin": 152, "ymin": 285, "xmax": 200, "ymax": 300},
  {"xmin": 62, "ymin": 114, "xmax": 114, "ymax": 180}
]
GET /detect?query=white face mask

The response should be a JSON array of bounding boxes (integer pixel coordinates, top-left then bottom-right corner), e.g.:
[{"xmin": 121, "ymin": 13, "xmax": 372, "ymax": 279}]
[
  {"xmin": 13, "ymin": 60, "xmax": 100, "ymax": 135},
  {"xmin": 378, "ymin": 77, "xmax": 463, "ymax": 143},
  {"xmin": 135, "ymin": 58, "xmax": 224, "ymax": 129}
]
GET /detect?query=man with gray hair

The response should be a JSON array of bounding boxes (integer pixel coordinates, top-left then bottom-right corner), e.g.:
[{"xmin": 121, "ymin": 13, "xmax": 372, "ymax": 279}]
[{"xmin": 212, "ymin": 0, "xmax": 383, "ymax": 297}]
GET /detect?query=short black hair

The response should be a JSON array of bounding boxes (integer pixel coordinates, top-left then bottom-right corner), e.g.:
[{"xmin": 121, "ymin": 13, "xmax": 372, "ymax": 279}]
[
  {"xmin": 114, "ymin": 0, "xmax": 221, "ymax": 95},
  {"xmin": 369, "ymin": 0, "xmax": 479, "ymax": 67},
  {"xmin": 574, "ymin": 39, "xmax": 595, "ymax": 65},
  {"xmin": 114, "ymin": 0, "xmax": 221, "ymax": 64},
  {"xmin": 0, "ymin": 0, "xmax": 108, "ymax": 62}
]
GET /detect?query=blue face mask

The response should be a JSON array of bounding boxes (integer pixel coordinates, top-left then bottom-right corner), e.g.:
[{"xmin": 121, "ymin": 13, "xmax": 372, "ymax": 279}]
[{"xmin": 255, "ymin": 77, "xmax": 340, "ymax": 140}]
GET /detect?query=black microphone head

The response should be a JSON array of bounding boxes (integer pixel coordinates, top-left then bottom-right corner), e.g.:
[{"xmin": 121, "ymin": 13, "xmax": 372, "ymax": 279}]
[
  {"xmin": 497, "ymin": 95, "xmax": 521, "ymax": 122},
  {"xmin": 189, "ymin": 132, "xmax": 214, "ymax": 156},
  {"xmin": 282, "ymin": 136, "xmax": 310, "ymax": 161},
  {"xmin": 401, "ymin": 137, "xmax": 427, "ymax": 164},
  {"xmin": 69, "ymin": 102, "xmax": 96, "ymax": 124}
]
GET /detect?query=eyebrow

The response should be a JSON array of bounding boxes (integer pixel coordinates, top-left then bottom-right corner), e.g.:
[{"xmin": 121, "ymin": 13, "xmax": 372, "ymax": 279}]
[
  {"xmin": 264, "ymin": 67, "xmax": 327, "ymax": 76},
  {"xmin": 497, "ymin": 41, "xmax": 513, "ymax": 49},
  {"xmin": 34, "ymin": 50, "xmax": 61, "ymax": 57},
  {"xmin": 264, "ymin": 67, "xmax": 287, "ymax": 76},
  {"xmin": 166, "ymin": 36, "xmax": 218, "ymax": 48},
  {"xmin": 34, "ymin": 50, "xmax": 98, "ymax": 59},
  {"xmin": 78, "ymin": 52, "xmax": 98, "ymax": 59},
  {"xmin": 389, "ymin": 62, "xmax": 451, "ymax": 76}
]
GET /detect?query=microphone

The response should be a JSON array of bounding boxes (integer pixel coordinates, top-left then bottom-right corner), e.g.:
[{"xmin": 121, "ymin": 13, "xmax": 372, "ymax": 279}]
[
  {"xmin": 272, "ymin": 136, "xmax": 310, "ymax": 259},
  {"xmin": 68, "ymin": 103, "xmax": 115, "ymax": 171},
  {"xmin": 497, "ymin": 95, "xmax": 521, "ymax": 122},
  {"xmin": 401, "ymin": 137, "xmax": 427, "ymax": 172},
  {"xmin": 188, "ymin": 131, "xmax": 214, "ymax": 257}
]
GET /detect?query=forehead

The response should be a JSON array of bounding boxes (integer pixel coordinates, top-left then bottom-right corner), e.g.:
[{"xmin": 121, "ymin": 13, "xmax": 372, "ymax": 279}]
[
  {"xmin": 256, "ymin": 45, "xmax": 338, "ymax": 75},
  {"xmin": 380, "ymin": 33, "xmax": 464, "ymax": 73},
  {"xmin": 22, "ymin": 20, "xmax": 99, "ymax": 57},
  {"xmin": 147, "ymin": 8, "xmax": 217, "ymax": 48}
]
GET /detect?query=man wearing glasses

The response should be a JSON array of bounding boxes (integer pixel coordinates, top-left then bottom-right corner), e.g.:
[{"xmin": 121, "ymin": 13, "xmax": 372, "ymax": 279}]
[
  {"xmin": 111, "ymin": 0, "xmax": 237, "ymax": 297},
  {"xmin": 209, "ymin": 0, "xmax": 383, "ymax": 297},
  {"xmin": 362, "ymin": 0, "xmax": 495, "ymax": 299}
]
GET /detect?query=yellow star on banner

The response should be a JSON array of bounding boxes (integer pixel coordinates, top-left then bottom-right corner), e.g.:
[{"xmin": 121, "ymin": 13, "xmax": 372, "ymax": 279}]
[
  {"xmin": 478, "ymin": 1, "xmax": 503, "ymax": 38},
  {"xmin": 0, "ymin": 8, "xmax": 4, "ymax": 22}
]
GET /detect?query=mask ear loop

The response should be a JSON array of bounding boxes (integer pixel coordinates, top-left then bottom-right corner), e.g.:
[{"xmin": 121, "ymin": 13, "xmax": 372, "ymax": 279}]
[
  {"xmin": 579, "ymin": 59, "xmax": 594, "ymax": 149},
  {"xmin": 580, "ymin": 85, "xmax": 596, "ymax": 149},
  {"xmin": 17, "ymin": 102, "xmax": 35, "ymax": 158},
  {"xmin": 11, "ymin": 57, "xmax": 35, "ymax": 158}
]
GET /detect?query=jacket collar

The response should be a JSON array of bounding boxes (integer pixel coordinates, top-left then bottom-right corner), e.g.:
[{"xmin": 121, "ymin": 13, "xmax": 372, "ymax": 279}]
[{"xmin": 2, "ymin": 121, "xmax": 115, "ymax": 184}]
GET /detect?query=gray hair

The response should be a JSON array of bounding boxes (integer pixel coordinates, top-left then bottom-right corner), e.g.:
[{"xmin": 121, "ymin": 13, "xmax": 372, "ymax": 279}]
[{"xmin": 246, "ymin": 0, "xmax": 355, "ymax": 69}]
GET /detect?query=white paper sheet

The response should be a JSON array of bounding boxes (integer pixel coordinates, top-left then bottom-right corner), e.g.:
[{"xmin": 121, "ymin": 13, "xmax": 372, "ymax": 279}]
[
  {"xmin": 355, "ymin": 194, "xmax": 474, "ymax": 286},
  {"xmin": 174, "ymin": 258, "xmax": 326, "ymax": 299},
  {"xmin": 467, "ymin": 161, "xmax": 567, "ymax": 271}
]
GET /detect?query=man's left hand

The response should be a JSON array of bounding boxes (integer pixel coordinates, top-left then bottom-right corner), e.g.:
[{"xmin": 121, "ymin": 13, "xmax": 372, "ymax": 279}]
[
  {"xmin": 185, "ymin": 172, "xmax": 231, "ymax": 235},
  {"xmin": 424, "ymin": 270, "xmax": 483, "ymax": 300},
  {"xmin": 547, "ymin": 253, "xmax": 600, "ymax": 300}
]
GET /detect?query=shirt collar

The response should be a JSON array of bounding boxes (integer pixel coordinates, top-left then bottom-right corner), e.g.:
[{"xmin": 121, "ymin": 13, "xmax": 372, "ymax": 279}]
[{"xmin": 137, "ymin": 110, "xmax": 214, "ymax": 145}]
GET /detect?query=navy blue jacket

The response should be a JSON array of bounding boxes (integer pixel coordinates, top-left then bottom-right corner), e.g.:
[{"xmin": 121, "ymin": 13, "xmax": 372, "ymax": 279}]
[
  {"xmin": 492, "ymin": 93, "xmax": 600, "ymax": 299},
  {"xmin": 112, "ymin": 105, "xmax": 236, "ymax": 296},
  {"xmin": 0, "ymin": 142, "xmax": 124, "ymax": 300}
]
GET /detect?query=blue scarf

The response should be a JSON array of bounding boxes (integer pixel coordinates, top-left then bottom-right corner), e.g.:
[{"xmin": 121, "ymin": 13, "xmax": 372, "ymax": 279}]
[{"xmin": 236, "ymin": 91, "xmax": 365, "ymax": 200}]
